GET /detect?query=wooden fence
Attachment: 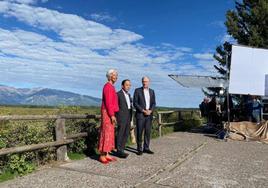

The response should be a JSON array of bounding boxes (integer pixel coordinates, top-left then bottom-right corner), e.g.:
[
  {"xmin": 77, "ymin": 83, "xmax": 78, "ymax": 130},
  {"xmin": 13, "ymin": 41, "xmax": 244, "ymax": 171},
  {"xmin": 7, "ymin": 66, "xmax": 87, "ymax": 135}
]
[
  {"xmin": 0, "ymin": 109, "xmax": 200, "ymax": 160},
  {"xmin": 0, "ymin": 114, "xmax": 100, "ymax": 161},
  {"xmin": 157, "ymin": 109, "xmax": 200, "ymax": 137}
]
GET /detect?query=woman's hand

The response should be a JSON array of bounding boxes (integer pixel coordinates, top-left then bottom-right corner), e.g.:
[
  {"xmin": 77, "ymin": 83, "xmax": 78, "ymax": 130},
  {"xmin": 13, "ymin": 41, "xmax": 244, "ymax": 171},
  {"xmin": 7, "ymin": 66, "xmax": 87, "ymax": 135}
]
[{"xmin": 111, "ymin": 116, "xmax": 117, "ymax": 125}]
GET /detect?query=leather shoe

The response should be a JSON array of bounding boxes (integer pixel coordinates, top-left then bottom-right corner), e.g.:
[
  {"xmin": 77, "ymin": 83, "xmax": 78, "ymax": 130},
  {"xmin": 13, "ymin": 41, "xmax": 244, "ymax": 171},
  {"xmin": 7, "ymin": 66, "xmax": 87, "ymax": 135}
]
[
  {"xmin": 143, "ymin": 149, "xmax": 154, "ymax": 154},
  {"xmin": 117, "ymin": 151, "xmax": 129, "ymax": 158},
  {"xmin": 137, "ymin": 150, "xmax": 143, "ymax": 155}
]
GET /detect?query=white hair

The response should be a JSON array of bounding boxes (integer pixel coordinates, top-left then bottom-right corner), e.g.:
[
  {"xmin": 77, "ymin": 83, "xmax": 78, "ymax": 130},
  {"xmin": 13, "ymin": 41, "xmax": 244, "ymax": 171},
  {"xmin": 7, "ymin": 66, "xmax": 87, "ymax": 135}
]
[{"xmin": 106, "ymin": 69, "xmax": 118, "ymax": 80}]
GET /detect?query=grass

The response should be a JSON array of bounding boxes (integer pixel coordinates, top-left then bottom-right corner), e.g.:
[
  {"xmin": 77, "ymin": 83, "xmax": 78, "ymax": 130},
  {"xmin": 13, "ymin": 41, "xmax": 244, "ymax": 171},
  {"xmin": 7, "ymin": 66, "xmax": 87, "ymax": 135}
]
[
  {"xmin": 0, "ymin": 105, "xmax": 100, "ymax": 115},
  {"xmin": 67, "ymin": 152, "xmax": 87, "ymax": 160},
  {"xmin": 0, "ymin": 170, "xmax": 16, "ymax": 183}
]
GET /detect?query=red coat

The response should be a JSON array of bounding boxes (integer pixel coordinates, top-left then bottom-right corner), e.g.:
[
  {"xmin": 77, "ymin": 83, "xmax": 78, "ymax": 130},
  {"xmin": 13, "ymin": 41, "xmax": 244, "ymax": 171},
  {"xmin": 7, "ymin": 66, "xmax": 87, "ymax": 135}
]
[{"xmin": 101, "ymin": 82, "xmax": 119, "ymax": 117}]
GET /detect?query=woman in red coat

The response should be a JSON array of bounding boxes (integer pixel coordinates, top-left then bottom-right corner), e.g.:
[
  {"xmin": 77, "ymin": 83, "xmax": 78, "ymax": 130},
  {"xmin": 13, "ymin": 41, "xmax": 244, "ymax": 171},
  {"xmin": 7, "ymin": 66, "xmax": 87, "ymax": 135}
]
[{"xmin": 98, "ymin": 69, "xmax": 119, "ymax": 164}]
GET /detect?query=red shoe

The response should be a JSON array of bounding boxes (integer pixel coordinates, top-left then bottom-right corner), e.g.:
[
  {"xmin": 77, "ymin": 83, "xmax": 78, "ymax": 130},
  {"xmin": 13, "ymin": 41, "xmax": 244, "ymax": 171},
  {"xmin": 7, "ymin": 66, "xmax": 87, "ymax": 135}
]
[
  {"xmin": 106, "ymin": 156, "xmax": 117, "ymax": 162},
  {"xmin": 99, "ymin": 157, "xmax": 109, "ymax": 164}
]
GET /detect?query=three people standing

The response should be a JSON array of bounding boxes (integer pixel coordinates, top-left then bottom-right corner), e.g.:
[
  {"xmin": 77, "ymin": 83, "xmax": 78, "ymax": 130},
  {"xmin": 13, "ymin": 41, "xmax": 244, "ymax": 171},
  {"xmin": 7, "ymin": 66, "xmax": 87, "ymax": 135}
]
[{"xmin": 98, "ymin": 70, "xmax": 156, "ymax": 164}]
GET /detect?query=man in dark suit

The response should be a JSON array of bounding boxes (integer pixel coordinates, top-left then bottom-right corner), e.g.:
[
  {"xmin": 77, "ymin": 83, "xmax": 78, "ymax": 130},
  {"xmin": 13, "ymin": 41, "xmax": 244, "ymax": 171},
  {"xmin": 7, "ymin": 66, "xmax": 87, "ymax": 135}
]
[
  {"xmin": 116, "ymin": 79, "xmax": 133, "ymax": 158},
  {"xmin": 133, "ymin": 76, "xmax": 156, "ymax": 155}
]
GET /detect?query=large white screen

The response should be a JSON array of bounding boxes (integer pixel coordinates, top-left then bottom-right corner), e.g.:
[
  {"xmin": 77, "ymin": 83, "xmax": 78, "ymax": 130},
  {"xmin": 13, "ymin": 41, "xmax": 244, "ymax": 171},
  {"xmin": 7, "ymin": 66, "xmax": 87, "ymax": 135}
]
[{"xmin": 229, "ymin": 45, "xmax": 268, "ymax": 96}]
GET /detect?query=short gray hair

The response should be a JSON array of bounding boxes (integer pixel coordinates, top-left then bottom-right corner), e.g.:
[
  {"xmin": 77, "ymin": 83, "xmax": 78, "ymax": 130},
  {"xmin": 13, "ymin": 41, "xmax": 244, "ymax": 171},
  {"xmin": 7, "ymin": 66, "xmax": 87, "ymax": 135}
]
[
  {"xmin": 106, "ymin": 69, "xmax": 118, "ymax": 80},
  {"xmin": 142, "ymin": 76, "xmax": 150, "ymax": 82}
]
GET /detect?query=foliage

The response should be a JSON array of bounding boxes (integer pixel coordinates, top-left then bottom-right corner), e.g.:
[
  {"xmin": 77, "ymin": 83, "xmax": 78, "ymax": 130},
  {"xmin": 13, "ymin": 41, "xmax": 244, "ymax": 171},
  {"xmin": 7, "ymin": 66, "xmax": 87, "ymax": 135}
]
[
  {"xmin": 7, "ymin": 154, "xmax": 36, "ymax": 176},
  {"xmin": 0, "ymin": 105, "xmax": 100, "ymax": 182},
  {"xmin": 226, "ymin": 0, "xmax": 268, "ymax": 48},
  {"xmin": 207, "ymin": 0, "xmax": 268, "ymax": 106}
]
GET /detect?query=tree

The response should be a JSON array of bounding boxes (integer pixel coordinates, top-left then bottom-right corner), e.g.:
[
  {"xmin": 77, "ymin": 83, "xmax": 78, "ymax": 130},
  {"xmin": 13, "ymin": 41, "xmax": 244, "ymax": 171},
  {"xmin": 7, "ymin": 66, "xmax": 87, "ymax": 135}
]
[
  {"xmin": 207, "ymin": 0, "xmax": 268, "ymax": 97},
  {"xmin": 226, "ymin": 0, "xmax": 268, "ymax": 48},
  {"xmin": 205, "ymin": 0, "xmax": 268, "ymax": 120}
]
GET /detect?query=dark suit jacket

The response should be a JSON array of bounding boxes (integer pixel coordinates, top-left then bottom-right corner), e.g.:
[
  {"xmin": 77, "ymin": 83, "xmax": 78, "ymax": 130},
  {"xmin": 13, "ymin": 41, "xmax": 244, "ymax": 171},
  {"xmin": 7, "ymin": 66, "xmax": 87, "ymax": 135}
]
[
  {"xmin": 116, "ymin": 89, "xmax": 133, "ymax": 125},
  {"xmin": 133, "ymin": 87, "xmax": 156, "ymax": 119}
]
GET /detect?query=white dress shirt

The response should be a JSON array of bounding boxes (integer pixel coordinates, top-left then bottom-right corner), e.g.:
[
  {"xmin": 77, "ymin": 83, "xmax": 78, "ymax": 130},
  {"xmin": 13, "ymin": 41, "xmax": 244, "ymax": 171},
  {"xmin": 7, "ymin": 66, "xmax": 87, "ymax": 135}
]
[
  {"xmin": 143, "ymin": 88, "xmax": 150, "ymax": 110},
  {"xmin": 123, "ymin": 90, "xmax": 131, "ymax": 109}
]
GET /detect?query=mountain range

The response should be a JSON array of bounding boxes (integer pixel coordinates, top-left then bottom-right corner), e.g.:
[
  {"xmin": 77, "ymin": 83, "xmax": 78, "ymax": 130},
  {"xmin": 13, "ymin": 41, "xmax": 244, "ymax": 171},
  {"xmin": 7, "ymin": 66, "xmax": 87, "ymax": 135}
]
[{"xmin": 0, "ymin": 85, "xmax": 101, "ymax": 106}]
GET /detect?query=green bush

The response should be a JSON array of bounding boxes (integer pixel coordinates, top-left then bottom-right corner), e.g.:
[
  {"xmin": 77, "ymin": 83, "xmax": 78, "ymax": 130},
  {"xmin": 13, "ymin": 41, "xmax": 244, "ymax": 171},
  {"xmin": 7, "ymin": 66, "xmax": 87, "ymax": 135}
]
[
  {"xmin": 0, "ymin": 106, "xmax": 100, "ymax": 181},
  {"xmin": 7, "ymin": 154, "xmax": 36, "ymax": 176}
]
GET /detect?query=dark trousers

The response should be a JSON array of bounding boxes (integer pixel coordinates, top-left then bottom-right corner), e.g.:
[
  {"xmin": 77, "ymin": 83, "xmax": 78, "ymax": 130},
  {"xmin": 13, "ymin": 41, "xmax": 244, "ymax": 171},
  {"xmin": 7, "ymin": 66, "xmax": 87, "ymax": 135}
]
[
  {"xmin": 116, "ymin": 111, "xmax": 131, "ymax": 152},
  {"xmin": 136, "ymin": 116, "xmax": 152, "ymax": 151}
]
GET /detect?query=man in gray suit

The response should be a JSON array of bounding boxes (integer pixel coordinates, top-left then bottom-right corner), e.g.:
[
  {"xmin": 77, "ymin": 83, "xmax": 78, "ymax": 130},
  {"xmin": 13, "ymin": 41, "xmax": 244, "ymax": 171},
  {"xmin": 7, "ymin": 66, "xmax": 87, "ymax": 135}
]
[
  {"xmin": 116, "ymin": 79, "xmax": 133, "ymax": 158},
  {"xmin": 133, "ymin": 76, "xmax": 156, "ymax": 155}
]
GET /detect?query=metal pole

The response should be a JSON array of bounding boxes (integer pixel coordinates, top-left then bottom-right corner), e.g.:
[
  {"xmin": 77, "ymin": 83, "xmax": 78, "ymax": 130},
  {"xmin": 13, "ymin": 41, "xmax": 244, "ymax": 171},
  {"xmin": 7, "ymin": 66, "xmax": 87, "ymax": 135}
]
[
  {"xmin": 227, "ymin": 87, "xmax": 231, "ymax": 126},
  {"xmin": 226, "ymin": 53, "xmax": 231, "ymax": 126}
]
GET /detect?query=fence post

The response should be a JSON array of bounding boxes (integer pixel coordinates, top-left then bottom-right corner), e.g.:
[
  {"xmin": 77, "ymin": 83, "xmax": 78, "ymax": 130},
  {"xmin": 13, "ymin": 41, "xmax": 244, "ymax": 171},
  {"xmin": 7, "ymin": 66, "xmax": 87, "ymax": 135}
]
[
  {"xmin": 55, "ymin": 118, "xmax": 68, "ymax": 161},
  {"xmin": 130, "ymin": 120, "xmax": 136, "ymax": 144},
  {"xmin": 158, "ymin": 113, "xmax": 162, "ymax": 137},
  {"xmin": 178, "ymin": 111, "xmax": 182, "ymax": 121}
]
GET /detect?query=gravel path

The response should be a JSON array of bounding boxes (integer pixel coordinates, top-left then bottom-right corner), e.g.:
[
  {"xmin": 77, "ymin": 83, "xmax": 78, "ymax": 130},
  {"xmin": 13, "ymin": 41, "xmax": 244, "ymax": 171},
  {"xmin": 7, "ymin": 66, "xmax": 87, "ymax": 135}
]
[{"xmin": 1, "ymin": 132, "xmax": 267, "ymax": 188}]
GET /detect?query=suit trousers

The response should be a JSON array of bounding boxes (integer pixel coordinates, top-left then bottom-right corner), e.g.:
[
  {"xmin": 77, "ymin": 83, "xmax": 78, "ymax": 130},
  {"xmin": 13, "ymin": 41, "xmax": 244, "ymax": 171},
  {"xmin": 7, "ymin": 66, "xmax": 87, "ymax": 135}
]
[
  {"xmin": 116, "ymin": 110, "xmax": 131, "ymax": 152},
  {"xmin": 136, "ymin": 115, "xmax": 152, "ymax": 151}
]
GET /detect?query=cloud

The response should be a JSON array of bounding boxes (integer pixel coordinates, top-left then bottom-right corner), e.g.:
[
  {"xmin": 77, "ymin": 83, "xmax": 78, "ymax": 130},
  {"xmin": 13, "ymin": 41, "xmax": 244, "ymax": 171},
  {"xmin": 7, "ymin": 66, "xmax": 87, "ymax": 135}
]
[
  {"xmin": 3, "ymin": 0, "xmax": 48, "ymax": 5},
  {"xmin": 193, "ymin": 53, "xmax": 214, "ymax": 61},
  {"xmin": 0, "ymin": 1, "xmax": 214, "ymax": 107},
  {"xmin": 221, "ymin": 34, "xmax": 235, "ymax": 43},
  {"xmin": 90, "ymin": 12, "xmax": 117, "ymax": 22}
]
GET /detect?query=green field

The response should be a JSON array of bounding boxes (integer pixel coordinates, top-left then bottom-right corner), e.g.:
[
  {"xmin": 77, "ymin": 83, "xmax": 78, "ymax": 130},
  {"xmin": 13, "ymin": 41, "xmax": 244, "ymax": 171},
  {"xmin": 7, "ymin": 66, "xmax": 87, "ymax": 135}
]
[{"xmin": 0, "ymin": 105, "xmax": 100, "ymax": 115}]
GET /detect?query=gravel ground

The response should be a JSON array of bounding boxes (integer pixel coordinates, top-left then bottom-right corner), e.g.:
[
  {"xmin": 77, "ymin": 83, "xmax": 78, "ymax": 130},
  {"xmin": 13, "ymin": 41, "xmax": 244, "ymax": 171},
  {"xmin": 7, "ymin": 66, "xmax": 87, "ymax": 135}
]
[{"xmin": 1, "ymin": 132, "xmax": 267, "ymax": 188}]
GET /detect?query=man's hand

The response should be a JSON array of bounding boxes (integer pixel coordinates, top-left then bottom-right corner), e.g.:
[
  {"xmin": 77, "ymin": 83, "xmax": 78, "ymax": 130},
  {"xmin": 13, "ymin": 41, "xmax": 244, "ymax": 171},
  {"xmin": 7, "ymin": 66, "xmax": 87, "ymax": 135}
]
[
  {"xmin": 146, "ymin": 110, "xmax": 152, "ymax": 115},
  {"xmin": 143, "ymin": 109, "xmax": 152, "ymax": 116},
  {"xmin": 111, "ymin": 116, "xmax": 117, "ymax": 125},
  {"xmin": 142, "ymin": 110, "xmax": 148, "ymax": 116}
]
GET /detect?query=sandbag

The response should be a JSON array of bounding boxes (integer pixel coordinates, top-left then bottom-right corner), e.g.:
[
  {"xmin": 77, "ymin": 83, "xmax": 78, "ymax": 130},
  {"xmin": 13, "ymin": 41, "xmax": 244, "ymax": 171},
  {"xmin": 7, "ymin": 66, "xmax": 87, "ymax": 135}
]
[{"xmin": 225, "ymin": 121, "xmax": 268, "ymax": 143}]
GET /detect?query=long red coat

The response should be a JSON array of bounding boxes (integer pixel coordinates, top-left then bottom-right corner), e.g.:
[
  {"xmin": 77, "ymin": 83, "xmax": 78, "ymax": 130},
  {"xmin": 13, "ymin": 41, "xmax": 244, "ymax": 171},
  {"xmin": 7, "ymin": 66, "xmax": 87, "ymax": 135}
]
[{"xmin": 98, "ymin": 82, "xmax": 119, "ymax": 153}]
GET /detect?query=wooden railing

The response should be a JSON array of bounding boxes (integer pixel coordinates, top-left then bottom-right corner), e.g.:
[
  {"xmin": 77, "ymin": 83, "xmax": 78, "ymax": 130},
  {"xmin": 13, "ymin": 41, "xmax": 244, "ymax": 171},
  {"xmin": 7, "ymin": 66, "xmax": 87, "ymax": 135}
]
[
  {"xmin": 0, "ymin": 109, "xmax": 200, "ymax": 160},
  {"xmin": 0, "ymin": 114, "xmax": 101, "ymax": 161},
  {"xmin": 157, "ymin": 109, "xmax": 200, "ymax": 137}
]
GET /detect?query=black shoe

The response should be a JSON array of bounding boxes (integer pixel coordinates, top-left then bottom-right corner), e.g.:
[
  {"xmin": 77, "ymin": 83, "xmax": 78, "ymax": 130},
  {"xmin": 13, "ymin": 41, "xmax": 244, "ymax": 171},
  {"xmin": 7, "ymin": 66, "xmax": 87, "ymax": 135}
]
[
  {"xmin": 143, "ymin": 149, "xmax": 154, "ymax": 154},
  {"xmin": 117, "ymin": 151, "xmax": 129, "ymax": 158},
  {"xmin": 137, "ymin": 150, "xmax": 143, "ymax": 156}
]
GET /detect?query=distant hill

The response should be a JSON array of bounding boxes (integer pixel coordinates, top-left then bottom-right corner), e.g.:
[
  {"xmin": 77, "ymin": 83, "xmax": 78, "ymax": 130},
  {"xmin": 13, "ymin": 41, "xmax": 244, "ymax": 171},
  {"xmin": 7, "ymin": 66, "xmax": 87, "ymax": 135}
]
[{"xmin": 0, "ymin": 85, "xmax": 101, "ymax": 106}]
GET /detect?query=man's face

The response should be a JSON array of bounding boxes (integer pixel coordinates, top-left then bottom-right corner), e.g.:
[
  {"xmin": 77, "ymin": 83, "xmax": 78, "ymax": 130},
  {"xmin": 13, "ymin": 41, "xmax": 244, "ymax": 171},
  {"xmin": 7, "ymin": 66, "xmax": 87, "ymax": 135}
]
[
  {"xmin": 142, "ymin": 77, "xmax": 150, "ymax": 88},
  {"xmin": 122, "ymin": 80, "xmax": 131, "ymax": 92}
]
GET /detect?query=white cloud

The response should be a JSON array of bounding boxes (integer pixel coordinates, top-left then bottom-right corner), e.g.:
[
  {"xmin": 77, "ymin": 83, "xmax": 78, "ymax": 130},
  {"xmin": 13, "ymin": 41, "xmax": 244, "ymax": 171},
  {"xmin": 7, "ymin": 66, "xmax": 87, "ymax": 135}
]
[
  {"xmin": 0, "ymin": 1, "xmax": 214, "ymax": 107},
  {"xmin": 0, "ymin": 2, "xmax": 143, "ymax": 49},
  {"xmin": 221, "ymin": 34, "xmax": 235, "ymax": 43},
  {"xmin": 90, "ymin": 12, "xmax": 117, "ymax": 22},
  {"xmin": 193, "ymin": 53, "xmax": 214, "ymax": 61},
  {"xmin": 2, "ymin": 0, "xmax": 48, "ymax": 5}
]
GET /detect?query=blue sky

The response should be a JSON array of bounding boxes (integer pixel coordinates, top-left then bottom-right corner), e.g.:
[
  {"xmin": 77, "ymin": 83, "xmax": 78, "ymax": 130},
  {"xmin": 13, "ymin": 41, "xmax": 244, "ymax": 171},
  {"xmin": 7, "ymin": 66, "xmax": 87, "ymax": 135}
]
[{"xmin": 0, "ymin": 0, "xmax": 234, "ymax": 107}]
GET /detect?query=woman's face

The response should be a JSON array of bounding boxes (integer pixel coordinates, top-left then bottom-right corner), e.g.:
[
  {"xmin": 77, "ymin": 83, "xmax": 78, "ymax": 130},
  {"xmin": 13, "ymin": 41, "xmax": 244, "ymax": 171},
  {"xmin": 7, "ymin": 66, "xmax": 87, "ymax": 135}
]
[{"xmin": 110, "ymin": 72, "xmax": 118, "ymax": 84}]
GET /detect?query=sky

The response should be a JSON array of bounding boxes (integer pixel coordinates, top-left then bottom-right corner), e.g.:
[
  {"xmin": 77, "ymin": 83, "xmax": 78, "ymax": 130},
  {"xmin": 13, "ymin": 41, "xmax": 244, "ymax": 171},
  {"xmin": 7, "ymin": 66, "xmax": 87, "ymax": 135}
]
[{"xmin": 0, "ymin": 0, "xmax": 235, "ymax": 107}]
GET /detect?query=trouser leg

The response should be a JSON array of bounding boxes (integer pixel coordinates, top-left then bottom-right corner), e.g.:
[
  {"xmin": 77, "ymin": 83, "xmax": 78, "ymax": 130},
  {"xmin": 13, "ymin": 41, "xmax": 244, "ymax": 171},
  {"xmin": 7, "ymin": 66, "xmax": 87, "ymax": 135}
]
[
  {"xmin": 136, "ymin": 118, "xmax": 145, "ymax": 151},
  {"xmin": 143, "ymin": 117, "xmax": 152, "ymax": 150}
]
